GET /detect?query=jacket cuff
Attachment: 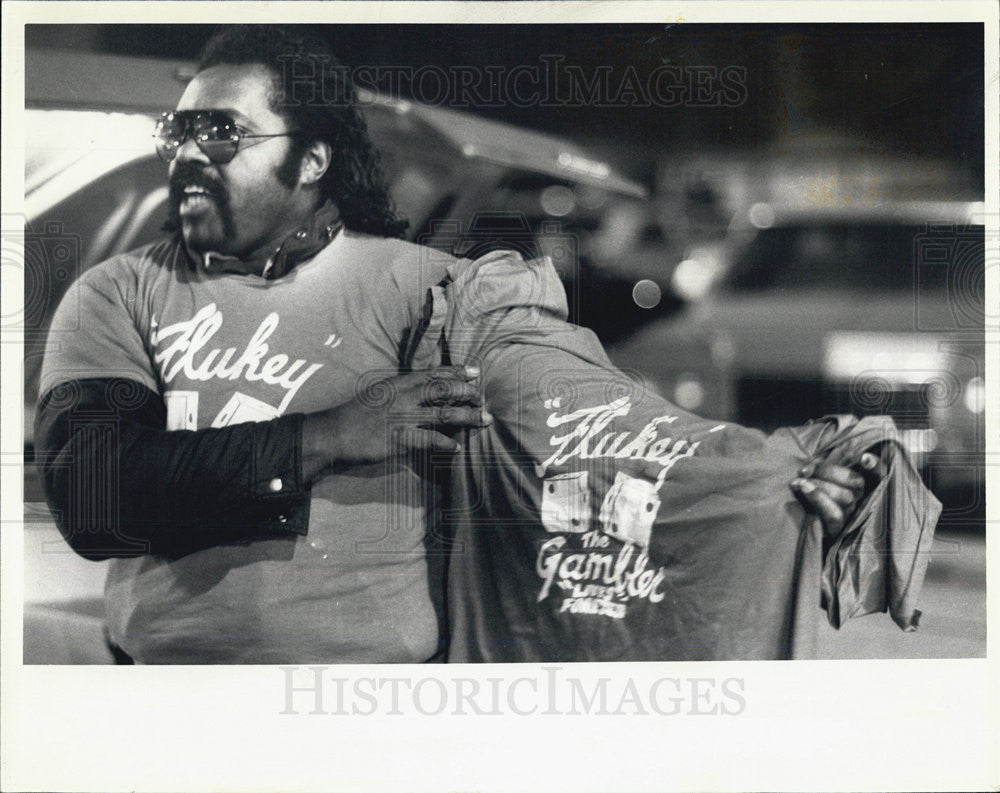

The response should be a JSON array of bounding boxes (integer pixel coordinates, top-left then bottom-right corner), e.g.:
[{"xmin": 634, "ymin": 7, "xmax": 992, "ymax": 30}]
[{"xmin": 249, "ymin": 413, "xmax": 310, "ymax": 536}]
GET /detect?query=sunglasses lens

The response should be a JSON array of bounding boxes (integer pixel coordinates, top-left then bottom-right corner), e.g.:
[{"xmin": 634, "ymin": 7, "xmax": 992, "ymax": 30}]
[
  {"xmin": 191, "ymin": 113, "xmax": 239, "ymax": 163},
  {"xmin": 153, "ymin": 111, "xmax": 240, "ymax": 163},
  {"xmin": 153, "ymin": 113, "xmax": 186, "ymax": 162},
  {"xmin": 197, "ymin": 137, "xmax": 239, "ymax": 164}
]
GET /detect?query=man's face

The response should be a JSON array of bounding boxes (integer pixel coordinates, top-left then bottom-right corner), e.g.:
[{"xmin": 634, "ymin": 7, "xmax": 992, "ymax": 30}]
[{"xmin": 168, "ymin": 63, "xmax": 308, "ymax": 259}]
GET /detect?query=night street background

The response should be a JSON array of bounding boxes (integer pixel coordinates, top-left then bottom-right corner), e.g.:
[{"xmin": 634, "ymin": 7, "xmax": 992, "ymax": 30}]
[{"xmin": 26, "ymin": 23, "xmax": 985, "ymax": 190}]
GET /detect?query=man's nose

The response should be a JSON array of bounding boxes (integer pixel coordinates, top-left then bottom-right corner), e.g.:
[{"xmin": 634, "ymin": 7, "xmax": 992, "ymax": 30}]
[{"xmin": 173, "ymin": 132, "xmax": 212, "ymax": 165}]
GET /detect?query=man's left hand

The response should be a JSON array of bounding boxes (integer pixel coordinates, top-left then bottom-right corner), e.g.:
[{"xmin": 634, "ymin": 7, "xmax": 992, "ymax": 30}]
[{"xmin": 790, "ymin": 452, "xmax": 882, "ymax": 536}]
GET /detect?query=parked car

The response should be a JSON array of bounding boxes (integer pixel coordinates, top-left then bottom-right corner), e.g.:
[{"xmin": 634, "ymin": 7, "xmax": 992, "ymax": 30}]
[
  {"xmin": 606, "ymin": 199, "xmax": 987, "ymax": 526},
  {"xmin": 19, "ymin": 48, "xmax": 647, "ymax": 663}
]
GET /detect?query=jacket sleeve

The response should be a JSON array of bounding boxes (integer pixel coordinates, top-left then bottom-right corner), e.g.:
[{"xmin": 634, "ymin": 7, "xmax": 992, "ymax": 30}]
[{"xmin": 35, "ymin": 377, "xmax": 310, "ymax": 561}]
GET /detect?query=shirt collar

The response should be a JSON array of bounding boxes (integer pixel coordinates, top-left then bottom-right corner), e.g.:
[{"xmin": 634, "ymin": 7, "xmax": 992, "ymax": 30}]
[{"xmin": 185, "ymin": 200, "xmax": 343, "ymax": 279}]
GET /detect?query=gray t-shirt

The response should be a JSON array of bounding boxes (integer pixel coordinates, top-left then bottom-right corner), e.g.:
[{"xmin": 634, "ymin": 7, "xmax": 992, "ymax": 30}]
[{"xmin": 41, "ymin": 230, "xmax": 452, "ymax": 663}]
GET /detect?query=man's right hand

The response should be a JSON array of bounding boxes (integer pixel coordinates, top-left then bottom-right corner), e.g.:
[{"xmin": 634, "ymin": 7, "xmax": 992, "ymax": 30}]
[{"xmin": 302, "ymin": 365, "xmax": 490, "ymax": 479}]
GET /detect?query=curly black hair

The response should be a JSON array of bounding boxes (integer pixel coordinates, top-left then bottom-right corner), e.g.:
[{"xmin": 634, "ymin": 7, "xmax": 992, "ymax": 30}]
[{"xmin": 198, "ymin": 25, "xmax": 408, "ymax": 238}]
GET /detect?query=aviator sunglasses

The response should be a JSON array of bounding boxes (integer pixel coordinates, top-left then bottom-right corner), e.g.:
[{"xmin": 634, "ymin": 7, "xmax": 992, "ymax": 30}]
[{"xmin": 154, "ymin": 110, "xmax": 298, "ymax": 164}]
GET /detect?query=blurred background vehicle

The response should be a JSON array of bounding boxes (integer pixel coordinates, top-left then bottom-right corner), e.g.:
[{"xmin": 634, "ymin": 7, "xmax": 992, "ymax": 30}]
[{"xmin": 607, "ymin": 177, "xmax": 986, "ymax": 529}]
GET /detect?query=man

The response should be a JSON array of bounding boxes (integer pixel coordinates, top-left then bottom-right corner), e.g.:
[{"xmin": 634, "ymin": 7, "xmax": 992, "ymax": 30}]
[
  {"xmin": 36, "ymin": 26, "xmax": 483, "ymax": 663},
  {"xmin": 36, "ymin": 25, "xmax": 866, "ymax": 664}
]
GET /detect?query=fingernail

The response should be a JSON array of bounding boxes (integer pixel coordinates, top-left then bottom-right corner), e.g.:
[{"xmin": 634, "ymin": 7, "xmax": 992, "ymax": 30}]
[
  {"xmin": 465, "ymin": 365, "xmax": 480, "ymax": 378},
  {"xmin": 481, "ymin": 410, "xmax": 493, "ymax": 425},
  {"xmin": 791, "ymin": 478, "xmax": 815, "ymax": 494},
  {"xmin": 799, "ymin": 463, "xmax": 816, "ymax": 478}
]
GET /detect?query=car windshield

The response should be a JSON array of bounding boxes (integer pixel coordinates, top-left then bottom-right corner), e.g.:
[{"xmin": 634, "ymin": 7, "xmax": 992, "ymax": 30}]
[{"xmin": 724, "ymin": 222, "xmax": 979, "ymax": 293}]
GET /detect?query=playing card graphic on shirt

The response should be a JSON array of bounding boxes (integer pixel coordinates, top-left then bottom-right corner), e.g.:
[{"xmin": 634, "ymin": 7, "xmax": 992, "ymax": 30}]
[
  {"xmin": 598, "ymin": 472, "xmax": 661, "ymax": 547},
  {"xmin": 540, "ymin": 471, "xmax": 590, "ymax": 533},
  {"xmin": 211, "ymin": 392, "xmax": 281, "ymax": 427},
  {"xmin": 163, "ymin": 390, "xmax": 199, "ymax": 431}
]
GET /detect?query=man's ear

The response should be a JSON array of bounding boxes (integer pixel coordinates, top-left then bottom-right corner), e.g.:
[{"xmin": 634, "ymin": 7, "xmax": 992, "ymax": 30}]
[{"xmin": 300, "ymin": 139, "xmax": 332, "ymax": 186}]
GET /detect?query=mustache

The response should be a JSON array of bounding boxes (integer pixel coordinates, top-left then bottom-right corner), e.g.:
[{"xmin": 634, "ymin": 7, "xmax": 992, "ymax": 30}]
[
  {"xmin": 168, "ymin": 162, "xmax": 229, "ymax": 207},
  {"xmin": 165, "ymin": 162, "xmax": 235, "ymax": 239}
]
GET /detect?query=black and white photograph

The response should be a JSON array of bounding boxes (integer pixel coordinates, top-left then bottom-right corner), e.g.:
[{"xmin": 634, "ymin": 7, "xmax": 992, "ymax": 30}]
[{"xmin": 2, "ymin": 2, "xmax": 996, "ymax": 792}]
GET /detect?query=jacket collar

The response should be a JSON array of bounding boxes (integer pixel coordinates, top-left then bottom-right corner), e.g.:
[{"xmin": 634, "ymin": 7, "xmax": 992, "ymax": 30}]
[{"xmin": 184, "ymin": 200, "xmax": 343, "ymax": 279}]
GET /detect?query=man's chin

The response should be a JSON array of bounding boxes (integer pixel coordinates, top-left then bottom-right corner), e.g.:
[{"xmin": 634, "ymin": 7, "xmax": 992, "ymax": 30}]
[{"xmin": 181, "ymin": 224, "xmax": 227, "ymax": 257}]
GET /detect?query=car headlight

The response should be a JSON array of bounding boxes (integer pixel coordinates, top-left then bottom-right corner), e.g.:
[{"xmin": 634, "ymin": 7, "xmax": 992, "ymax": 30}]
[{"xmin": 964, "ymin": 376, "xmax": 986, "ymax": 415}]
